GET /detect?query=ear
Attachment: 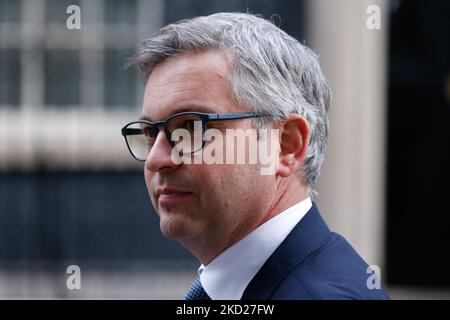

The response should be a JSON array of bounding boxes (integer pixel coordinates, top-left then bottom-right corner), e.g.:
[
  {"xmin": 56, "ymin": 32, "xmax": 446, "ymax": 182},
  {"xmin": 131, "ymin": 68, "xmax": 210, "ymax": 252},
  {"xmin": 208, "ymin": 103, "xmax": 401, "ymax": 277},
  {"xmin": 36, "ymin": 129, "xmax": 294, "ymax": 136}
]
[{"xmin": 277, "ymin": 115, "xmax": 310, "ymax": 178}]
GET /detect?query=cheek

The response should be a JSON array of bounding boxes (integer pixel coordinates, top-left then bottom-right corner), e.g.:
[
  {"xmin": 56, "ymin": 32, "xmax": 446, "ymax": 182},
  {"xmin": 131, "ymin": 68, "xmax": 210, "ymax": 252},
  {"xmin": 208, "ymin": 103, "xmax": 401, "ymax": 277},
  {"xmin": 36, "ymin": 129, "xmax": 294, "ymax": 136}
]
[
  {"xmin": 202, "ymin": 165, "xmax": 252, "ymax": 205},
  {"xmin": 144, "ymin": 169, "xmax": 156, "ymax": 204},
  {"xmin": 227, "ymin": 165, "xmax": 274, "ymax": 202},
  {"xmin": 195, "ymin": 165, "xmax": 233, "ymax": 210},
  {"xmin": 144, "ymin": 168, "xmax": 151, "ymax": 188}
]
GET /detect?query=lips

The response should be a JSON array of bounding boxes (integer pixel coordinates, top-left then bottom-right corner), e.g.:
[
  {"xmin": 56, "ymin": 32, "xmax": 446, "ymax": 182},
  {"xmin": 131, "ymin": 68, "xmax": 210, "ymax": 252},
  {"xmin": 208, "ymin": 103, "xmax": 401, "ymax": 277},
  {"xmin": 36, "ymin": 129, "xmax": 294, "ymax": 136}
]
[
  {"xmin": 156, "ymin": 187, "xmax": 191, "ymax": 196},
  {"xmin": 155, "ymin": 187, "xmax": 192, "ymax": 204}
]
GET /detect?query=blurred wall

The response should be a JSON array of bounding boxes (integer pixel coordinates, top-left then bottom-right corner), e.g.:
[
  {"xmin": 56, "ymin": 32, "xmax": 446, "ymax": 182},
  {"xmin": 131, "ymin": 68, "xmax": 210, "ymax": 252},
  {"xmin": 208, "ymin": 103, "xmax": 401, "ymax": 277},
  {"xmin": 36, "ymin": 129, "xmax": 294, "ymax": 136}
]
[{"xmin": 308, "ymin": 0, "xmax": 389, "ymax": 271}]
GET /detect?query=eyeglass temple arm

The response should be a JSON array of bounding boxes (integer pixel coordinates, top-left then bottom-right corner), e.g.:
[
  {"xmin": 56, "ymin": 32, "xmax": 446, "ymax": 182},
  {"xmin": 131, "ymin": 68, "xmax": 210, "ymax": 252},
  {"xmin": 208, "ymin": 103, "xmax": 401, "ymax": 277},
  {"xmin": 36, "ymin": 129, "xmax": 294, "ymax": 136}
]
[
  {"xmin": 213, "ymin": 112, "xmax": 269, "ymax": 121},
  {"xmin": 121, "ymin": 128, "xmax": 142, "ymax": 136}
]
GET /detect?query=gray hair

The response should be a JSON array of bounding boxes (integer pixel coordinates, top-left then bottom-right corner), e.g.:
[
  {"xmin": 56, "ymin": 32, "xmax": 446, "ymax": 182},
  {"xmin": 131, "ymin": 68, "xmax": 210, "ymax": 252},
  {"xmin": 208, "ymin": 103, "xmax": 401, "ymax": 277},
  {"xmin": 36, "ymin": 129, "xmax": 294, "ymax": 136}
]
[{"xmin": 129, "ymin": 12, "xmax": 331, "ymax": 186}]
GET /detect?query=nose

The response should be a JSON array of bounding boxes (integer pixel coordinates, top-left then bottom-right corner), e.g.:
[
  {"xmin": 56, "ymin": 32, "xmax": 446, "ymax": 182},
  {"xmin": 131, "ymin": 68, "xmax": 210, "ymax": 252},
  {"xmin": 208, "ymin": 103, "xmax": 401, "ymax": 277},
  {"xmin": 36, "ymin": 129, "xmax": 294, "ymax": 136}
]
[{"xmin": 145, "ymin": 128, "xmax": 180, "ymax": 172}]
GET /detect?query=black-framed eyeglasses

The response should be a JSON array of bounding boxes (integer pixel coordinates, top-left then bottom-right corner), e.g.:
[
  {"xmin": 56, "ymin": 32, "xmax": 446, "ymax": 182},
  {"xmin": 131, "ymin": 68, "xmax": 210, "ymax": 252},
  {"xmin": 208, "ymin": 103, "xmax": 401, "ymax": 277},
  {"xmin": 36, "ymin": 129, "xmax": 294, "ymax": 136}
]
[{"xmin": 121, "ymin": 111, "xmax": 270, "ymax": 162}]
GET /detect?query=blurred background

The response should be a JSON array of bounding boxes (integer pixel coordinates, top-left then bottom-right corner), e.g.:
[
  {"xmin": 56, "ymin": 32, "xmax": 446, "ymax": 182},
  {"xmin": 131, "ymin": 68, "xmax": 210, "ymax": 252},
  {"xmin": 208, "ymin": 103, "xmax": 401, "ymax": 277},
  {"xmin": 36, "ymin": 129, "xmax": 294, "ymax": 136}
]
[{"xmin": 0, "ymin": 0, "xmax": 449, "ymax": 299}]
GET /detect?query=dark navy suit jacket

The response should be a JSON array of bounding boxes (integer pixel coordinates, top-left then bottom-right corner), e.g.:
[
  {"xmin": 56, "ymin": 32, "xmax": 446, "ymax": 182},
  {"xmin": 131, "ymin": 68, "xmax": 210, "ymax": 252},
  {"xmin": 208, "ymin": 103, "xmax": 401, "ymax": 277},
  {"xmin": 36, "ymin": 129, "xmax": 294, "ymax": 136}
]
[{"xmin": 241, "ymin": 203, "xmax": 390, "ymax": 300}]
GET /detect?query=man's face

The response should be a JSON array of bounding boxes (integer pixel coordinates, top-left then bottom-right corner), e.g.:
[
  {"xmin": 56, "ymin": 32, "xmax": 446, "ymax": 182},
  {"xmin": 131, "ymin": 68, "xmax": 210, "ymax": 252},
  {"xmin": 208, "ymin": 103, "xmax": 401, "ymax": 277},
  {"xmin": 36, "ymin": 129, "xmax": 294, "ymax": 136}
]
[{"xmin": 142, "ymin": 50, "xmax": 277, "ymax": 249}]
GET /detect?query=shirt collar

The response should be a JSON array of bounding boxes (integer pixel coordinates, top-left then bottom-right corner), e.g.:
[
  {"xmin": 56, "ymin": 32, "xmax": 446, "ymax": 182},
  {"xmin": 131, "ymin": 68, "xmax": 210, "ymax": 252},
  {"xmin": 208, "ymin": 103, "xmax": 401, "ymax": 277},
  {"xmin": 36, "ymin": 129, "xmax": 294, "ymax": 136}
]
[{"xmin": 198, "ymin": 197, "xmax": 312, "ymax": 300}]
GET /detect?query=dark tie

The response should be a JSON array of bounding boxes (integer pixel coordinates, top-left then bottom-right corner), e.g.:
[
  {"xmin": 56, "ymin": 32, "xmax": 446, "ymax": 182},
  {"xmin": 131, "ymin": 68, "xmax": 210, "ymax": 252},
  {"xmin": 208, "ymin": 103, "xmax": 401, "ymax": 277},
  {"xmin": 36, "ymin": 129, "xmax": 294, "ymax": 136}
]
[{"xmin": 185, "ymin": 275, "xmax": 211, "ymax": 300}]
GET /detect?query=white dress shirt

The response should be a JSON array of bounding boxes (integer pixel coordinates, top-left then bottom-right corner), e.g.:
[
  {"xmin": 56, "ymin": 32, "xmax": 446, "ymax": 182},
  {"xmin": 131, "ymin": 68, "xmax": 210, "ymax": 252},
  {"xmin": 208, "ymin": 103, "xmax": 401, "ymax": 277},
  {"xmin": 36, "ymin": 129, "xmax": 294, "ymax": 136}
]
[{"xmin": 198, "ymin": 197, "xmax": 312, "ymax": 300}]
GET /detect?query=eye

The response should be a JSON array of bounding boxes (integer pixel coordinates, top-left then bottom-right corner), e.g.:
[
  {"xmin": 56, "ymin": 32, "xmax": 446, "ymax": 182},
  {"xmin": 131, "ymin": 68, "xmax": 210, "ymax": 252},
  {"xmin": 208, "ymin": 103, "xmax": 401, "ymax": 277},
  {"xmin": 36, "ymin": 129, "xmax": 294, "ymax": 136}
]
[
  {"xmin": 143, "ymin": 125, "xmax": 159, "ymax": 138},
  {"xmin": 181, "ymin": 120, "xmax": 196, "ymax": 132}
]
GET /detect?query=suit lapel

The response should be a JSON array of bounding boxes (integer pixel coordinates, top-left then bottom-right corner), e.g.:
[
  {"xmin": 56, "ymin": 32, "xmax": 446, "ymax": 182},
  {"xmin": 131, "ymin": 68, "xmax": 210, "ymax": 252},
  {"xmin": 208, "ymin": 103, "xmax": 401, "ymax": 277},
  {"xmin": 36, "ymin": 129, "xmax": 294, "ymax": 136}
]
[{"xmin": 241, "ymin": 202, "xmax": 332, "ymax": 300}]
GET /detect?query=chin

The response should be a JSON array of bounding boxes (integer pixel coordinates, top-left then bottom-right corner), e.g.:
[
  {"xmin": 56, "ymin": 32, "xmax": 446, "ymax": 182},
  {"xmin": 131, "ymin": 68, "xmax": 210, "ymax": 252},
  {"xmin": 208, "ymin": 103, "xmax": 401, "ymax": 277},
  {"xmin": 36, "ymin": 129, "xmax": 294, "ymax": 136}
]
[{"xmin": 159, "ymin": 216, "xmax": 200, "ymax": 240}]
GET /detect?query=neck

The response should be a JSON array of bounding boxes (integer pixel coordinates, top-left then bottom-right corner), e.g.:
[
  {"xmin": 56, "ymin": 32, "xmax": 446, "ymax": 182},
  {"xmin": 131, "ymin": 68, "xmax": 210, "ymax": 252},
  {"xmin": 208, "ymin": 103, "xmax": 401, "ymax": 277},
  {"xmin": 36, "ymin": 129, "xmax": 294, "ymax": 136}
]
[{"xmin": 256, "ymin": 178, "xmax": 310, "ymax": 228}]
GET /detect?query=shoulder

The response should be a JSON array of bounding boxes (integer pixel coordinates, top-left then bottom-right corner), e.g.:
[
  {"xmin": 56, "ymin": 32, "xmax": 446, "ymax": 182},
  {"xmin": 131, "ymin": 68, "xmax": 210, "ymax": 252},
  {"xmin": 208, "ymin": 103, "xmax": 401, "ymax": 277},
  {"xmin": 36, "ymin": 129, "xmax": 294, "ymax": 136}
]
[
  {"xmin": 271, "ymin": 232, "xmax": 390, "ymax": 300},
  {"xmin": 242, "ymin": 203, "xmax": 390, "ymax": 300}
]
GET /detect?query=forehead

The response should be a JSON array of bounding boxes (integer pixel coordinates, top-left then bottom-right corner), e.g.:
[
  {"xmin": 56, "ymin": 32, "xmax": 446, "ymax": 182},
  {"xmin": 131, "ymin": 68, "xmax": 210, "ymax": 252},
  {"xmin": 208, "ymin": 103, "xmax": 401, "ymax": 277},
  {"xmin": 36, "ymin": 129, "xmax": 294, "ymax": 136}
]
[{"xmin": 142, "ymin": 50, "xmax": 237, "ymax": 120}]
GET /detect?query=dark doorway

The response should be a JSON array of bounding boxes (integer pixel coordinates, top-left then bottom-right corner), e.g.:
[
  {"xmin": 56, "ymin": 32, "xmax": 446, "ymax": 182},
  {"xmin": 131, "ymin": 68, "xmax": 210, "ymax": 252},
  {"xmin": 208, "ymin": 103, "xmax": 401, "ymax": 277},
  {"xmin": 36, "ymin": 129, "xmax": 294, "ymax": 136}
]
[{"xmin": 386, "ymin": 0, "xmax": 450, "ymax": 287}]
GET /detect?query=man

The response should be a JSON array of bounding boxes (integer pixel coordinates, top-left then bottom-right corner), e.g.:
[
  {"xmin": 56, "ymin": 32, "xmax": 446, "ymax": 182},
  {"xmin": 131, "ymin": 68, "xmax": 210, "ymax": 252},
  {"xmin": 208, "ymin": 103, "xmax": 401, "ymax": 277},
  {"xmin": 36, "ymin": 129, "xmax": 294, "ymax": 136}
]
[{"xmin": 122, "ymin": 12, "xmax": 389, "ymax": 300}]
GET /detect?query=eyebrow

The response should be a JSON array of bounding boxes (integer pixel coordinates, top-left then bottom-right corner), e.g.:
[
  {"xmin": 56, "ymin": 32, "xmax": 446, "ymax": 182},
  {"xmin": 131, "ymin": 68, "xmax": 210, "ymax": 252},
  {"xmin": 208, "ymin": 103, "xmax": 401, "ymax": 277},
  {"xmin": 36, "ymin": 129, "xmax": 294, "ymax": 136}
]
[{"xmin": 139, "ymin": 104, "xmax": 217, "ymax": 121}]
